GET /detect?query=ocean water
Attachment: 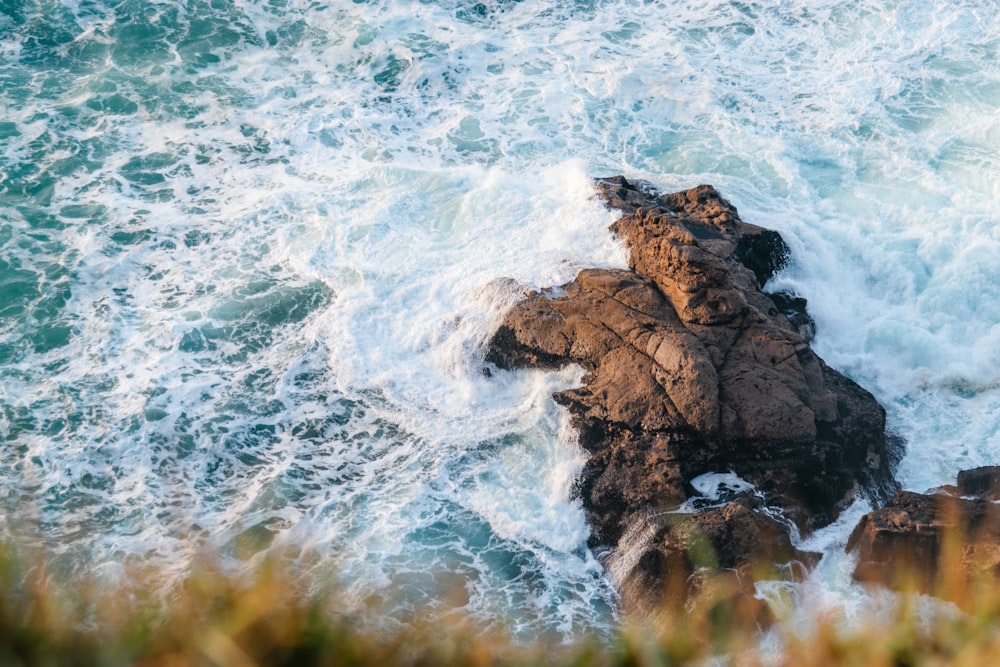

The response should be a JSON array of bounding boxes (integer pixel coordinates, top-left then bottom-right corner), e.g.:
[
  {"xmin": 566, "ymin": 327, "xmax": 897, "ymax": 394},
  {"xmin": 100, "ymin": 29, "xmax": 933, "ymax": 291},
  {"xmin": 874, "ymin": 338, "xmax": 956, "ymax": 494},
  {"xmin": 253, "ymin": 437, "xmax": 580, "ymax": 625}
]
[{"xmin": 1, "ymin": 0, "xmax": 998, "ymax": 641}]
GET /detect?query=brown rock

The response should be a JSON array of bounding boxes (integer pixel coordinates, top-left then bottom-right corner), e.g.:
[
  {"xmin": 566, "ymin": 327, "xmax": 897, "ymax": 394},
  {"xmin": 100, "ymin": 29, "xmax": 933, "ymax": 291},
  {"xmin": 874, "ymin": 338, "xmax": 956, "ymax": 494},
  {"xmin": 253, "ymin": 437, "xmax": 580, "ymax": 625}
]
[
  {"xmin": 485, "ymin": 176, "xmax": 900, "ymax": 610},
  {"xmin": 610, "ymin": 498, "xmax": 819, "ymax": 615},
  {"xmin": 847, "ymin": 489, "xmax": 1000, "ymax": 598}
]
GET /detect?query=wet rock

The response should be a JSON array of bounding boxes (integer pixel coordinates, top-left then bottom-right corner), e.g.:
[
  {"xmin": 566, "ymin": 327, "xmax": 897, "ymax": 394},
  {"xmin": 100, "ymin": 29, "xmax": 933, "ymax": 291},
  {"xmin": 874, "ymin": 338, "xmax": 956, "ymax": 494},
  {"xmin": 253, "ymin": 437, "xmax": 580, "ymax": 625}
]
[
  {"xmin": 767, "ymin": 291, "xmax": 816, "ymax": 342},
  {"xmin": 610, "ymin": 497, "xmax": 820, "ymax": 615},
  {"xmin": 847, "ymin": 487, "xmax": 1000, "ymax": 597},
  {"xmin": 486, "ymin": 176, "xmax": 900, "ymax": 610},
  {"xmin": 957, "ymin": 466, "xmax": 1000, "ymax": 500}
]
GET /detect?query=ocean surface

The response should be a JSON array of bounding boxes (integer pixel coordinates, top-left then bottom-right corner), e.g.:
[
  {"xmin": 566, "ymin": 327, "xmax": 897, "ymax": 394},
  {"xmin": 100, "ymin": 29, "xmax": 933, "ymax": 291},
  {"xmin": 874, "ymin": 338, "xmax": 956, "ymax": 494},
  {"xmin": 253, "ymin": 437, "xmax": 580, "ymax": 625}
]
[{"xmin": 1, "ymin": 0, "xmax": 998, "ymax": 641}]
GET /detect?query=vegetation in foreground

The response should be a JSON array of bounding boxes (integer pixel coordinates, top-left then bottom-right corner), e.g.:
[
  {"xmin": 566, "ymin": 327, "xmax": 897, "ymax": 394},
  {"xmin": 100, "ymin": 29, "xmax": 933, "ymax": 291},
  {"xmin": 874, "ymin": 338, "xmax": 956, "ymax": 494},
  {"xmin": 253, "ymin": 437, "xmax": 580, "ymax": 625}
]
[{"xmin": 3, "ymin": 536, "xmax": 1000, "ymax": 667}]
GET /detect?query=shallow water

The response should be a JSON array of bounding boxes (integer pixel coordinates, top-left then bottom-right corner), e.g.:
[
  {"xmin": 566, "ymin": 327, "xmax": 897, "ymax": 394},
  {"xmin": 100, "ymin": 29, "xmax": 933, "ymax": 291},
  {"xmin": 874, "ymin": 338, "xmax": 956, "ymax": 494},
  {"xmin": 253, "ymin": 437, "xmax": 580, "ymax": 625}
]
[{"xmin": 1, "ymin": 0, "xmax": 998, "ymax": 640}]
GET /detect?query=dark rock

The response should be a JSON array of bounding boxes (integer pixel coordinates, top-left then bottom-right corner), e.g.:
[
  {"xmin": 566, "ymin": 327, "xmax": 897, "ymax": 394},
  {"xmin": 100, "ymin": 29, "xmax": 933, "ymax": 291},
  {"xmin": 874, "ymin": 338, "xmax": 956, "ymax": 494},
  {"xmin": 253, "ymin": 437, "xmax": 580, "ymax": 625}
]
[
  {"xmin": 957, "ymin": 466, "xmax": 1000, "ymax": 500},
  {"xmin": 847, "ymin": 488, "xmax": 1000, "ymax": 597},
  {"xmin": 485, "ymin": 177, "xmax": 900, "ymax": 610},
  {"xmin": 767, "ymin": 291, "xmax": 816, "ymax": 342},
  {"xmin": 735, "ymin": 231, "xmax": 790, "ymax": 289},
  {"xmin": 610, "ymin": 497, "xmax": 820, "ymax": 615}
]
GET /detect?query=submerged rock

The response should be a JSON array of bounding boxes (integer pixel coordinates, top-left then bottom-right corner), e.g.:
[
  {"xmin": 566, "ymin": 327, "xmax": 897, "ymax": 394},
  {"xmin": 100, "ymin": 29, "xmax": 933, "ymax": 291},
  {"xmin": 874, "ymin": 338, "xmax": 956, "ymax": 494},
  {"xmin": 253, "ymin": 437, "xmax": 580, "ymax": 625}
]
[{"xmin": 486, "ymin": 176, "xmax": 900, "ymax": 611}]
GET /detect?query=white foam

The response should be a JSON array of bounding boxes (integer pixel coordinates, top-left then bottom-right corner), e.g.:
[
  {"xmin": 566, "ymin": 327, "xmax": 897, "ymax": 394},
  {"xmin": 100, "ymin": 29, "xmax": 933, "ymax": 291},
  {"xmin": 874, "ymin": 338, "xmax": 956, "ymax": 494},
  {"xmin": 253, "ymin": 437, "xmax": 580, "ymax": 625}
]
[{"xmin": 2, "ymin": 0, "xmax": 999, "ymax": 642}]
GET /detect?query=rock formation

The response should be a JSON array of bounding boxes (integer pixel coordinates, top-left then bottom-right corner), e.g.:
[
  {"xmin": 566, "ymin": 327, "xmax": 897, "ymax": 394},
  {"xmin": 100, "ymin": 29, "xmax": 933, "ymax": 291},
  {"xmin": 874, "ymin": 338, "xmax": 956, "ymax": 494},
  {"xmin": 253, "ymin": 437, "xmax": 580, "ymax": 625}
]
[
  {"xmin": 848, "ymin": 466, "xmax": 1000, "ymax": 601},
  {"xmin": 486, "ymin": 177, "xmax": 900, "ymax": 611}
]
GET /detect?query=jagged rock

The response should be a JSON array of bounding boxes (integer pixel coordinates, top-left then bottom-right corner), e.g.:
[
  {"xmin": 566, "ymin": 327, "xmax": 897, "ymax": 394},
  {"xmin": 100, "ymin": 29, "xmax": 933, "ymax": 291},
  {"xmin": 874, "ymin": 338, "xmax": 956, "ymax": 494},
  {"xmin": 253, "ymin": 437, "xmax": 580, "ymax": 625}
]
[
  {"xmin": 486, "ymin": 177, "xmax": 900, "ymax": 610},
  {"xmin": 848, "ymin": 473, "xmax": 1000, "ymax": 598}
]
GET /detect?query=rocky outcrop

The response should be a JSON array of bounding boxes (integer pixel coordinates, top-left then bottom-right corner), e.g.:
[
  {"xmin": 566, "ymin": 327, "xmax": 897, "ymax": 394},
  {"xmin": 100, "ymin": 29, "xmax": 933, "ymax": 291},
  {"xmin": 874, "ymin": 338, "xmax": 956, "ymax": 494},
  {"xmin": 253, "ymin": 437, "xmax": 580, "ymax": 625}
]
[
  {"xmin": 957, "ymin": 466, "xmax": 1000, "ymax": 500},
  {"xmin": 610, "ymin": 496, "xmax": 819, "ymax": 615},
  {"xmin": 486, "ymin": 177, "xmax": 900, "ymax": 610},
  {"xmin": 848, "ymin": 467, "xmax": 1000, "ymax": 599}
]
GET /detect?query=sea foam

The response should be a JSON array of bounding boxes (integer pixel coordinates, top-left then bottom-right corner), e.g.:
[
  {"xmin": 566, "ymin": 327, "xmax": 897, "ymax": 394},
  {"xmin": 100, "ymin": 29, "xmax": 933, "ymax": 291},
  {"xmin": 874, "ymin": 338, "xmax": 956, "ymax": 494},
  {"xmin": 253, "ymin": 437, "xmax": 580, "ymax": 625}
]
[{"xmin": 0, "ymin": 0, "xmax": 998, "ymax": 641}]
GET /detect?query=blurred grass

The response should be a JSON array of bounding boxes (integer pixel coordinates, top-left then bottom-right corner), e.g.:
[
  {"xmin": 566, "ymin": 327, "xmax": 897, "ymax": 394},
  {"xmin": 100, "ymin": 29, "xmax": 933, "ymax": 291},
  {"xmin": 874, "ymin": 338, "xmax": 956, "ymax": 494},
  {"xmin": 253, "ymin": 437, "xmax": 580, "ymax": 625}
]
[{"xmin": 4, "ymin": 535, "xmax": 1000, "ymax": 667}]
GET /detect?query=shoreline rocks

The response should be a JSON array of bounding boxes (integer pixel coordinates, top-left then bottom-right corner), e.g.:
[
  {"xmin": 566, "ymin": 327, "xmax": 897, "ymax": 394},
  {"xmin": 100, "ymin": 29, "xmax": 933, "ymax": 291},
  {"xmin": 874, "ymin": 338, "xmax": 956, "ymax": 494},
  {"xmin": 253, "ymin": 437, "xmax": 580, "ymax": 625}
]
[
  {"xmin": 848, "ymin": 466, "xmax": 1000, "ymax": 600},
  {"xmin": 486, "ymin": 176, "xmax": 901, "ymax": 611}
]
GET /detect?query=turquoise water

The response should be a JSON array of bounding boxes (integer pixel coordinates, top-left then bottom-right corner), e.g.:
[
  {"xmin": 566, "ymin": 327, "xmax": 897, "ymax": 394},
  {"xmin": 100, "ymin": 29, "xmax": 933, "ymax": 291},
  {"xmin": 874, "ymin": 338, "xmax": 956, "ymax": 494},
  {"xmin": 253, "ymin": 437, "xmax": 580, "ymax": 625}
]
[{"xmin": 1, "ymin": 0, "xmax": 998, "ymax": 639}]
